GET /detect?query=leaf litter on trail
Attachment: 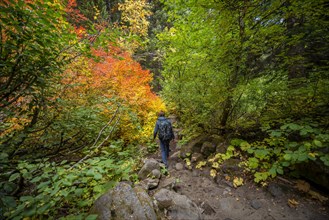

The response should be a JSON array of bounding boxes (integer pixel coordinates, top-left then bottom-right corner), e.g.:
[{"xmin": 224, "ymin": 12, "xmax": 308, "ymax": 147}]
[
  {"xmin": 233, "ymin": 177, "xmax": 244, "ymax": 188},
  {"xmin": 295, "ymin": 180, "xmax": 328, "ymax": 203},
  {"xmin": 288, "ymin": 198, "xmax": 299, "ymax": 208}
]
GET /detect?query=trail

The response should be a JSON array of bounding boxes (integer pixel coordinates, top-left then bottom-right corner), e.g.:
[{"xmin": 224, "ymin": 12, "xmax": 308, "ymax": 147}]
[{"xmin": 150, "ymin": 124, "xmax": 329, "ymax": 220}]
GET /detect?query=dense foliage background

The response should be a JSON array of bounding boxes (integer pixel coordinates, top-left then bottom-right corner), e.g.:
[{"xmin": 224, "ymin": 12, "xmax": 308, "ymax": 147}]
[
  {"xmin": 0, "ymin": 0, "xmax": 328, "ymax": 219},
  {"xmin": 158, "ymin": 0, "xmax": 329, "ymax": 186}
]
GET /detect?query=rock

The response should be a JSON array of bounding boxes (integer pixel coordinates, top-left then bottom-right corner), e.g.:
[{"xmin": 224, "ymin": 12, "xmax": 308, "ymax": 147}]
[
  {"xmin": 218, "ymin": 197, "xmax": 243, "ymax": 211},
  {"xmin": 138, "ymin": 158, "xmax": 160, "ymax": 180},
  {"xmin": 170, "ymin": 151, "xmax": 181, "ymax": 161},
  {"xmin": 221, "ymin": 159, "xmax": 241, "ymax": 174},
  {"xmin": 154, "ymin": 189, "xmax": 202, "ymax": 220},
  {"xmin": 296, "ymin": 160, "xmax": 329, "ymax": 191},
  {"xmin": 161, "ymin": 177, "xmax": 177, "ymax": 190},
  {"xmin": 191, "ymin": 153, "xmax": 203, "ymax": 163},
  {"xmin": 200, "ymin": 201, "xmax": 216, "ymax": 215},
  {"xmin": 180, "ymin": 135, "xmax": 211, "ymax": 157},
  {"xmin": 151, "ymin": 169, "xmax": 161, "ymax": 179},
  {"xmin": 90, "ymin": 182, "xmax": 157, "ymax": 220},
  {"xmin": 192, "ymin": 170, "xmax": 200, "ymax": 177},
  {"xmin": 250, "ymin": 199, "xmax": 262, "ymax": 210},
  {"xmin": 223, "ymin": 187, "xmax": 232, "ymax": 196},
  {"xmin": 216, "ymin": 142, "xmax": 228, "ymax": 154},
  {"xmin": 267, "ymin": 183, "xmax": 284, "ymax": 198},
  {"xmin": 201, "ymin": 141, "xmax": 216, "ymax": 157},
  {"xmin": 175, "ymin": 163, "xmax": 184, "ymax": 170},
  {"xmin": 144, "ymin": 178, "xmax": 159, "ymax": 190}
]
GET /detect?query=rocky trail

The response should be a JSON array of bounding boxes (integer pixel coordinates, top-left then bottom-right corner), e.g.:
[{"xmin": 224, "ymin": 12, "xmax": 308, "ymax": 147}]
[
  {"xmin": 149, "ymin": 138, "xmax": 329, "ymax": 220},
  {"xmin": 91, "ymin": 124, "xmax": 329, "ymax": 220}
]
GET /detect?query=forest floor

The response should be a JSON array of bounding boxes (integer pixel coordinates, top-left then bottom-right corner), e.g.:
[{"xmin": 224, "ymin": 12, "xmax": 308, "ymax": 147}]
[{"xmin": 149, "ymin": 139, "xmax": 329, "ymax": 220}]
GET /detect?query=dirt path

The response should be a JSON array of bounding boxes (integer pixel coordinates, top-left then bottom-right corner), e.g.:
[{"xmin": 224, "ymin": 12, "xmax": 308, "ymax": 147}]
[{"xmin": 151, "ymin": 138, "xmax": 329, "ymax": 220}]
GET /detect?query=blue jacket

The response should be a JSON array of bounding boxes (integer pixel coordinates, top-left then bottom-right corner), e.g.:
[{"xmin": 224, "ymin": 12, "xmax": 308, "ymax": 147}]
[{"xmin": 153, "ymin": 117, "xmax": 174, "ymax": 140}]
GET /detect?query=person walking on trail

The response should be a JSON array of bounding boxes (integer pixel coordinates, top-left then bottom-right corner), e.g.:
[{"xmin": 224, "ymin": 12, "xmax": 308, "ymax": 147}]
[{"xmin": 153, "ymin": 111, "xmax": 175, "ymax": 169}]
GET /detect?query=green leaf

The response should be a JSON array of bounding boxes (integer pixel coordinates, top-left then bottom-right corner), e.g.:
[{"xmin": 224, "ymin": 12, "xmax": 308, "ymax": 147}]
[
  {"xmin": 270, "ymin": 130, "xmax": 282, "ymax": 137},
  {"xmin": 248, "ymin": 157, "xmax": 259, "ymax": 169},
  {"xmin": 86, "ymin": 169, "xmax": 95, "ymax": 177},
  {"xmin": 240, "ymin": 141, "xmax": 250, "ymax": 150},
  {"xmin": 93, "ymin": 173, "xmax": 102, "ymax": 180},
  {"xmin": 0, "ymin": 152, "xmax": 9, "ymax": 161},
  {"xmin": 31, "ymin": 176, "xmax": 42, "ymax": 183},
  {"xmin": 320, "ymin": 155, "xmax": 329, "ymax": 166},
  {"xmin": 313, "ymin": 140, "xmax": 322, "ymax": 147},
  {"xmin": 254, "ymin": 172, "xmax": 269, "ymax": 183},
  {"xmin": 281, "ymin": 161, "xmax": 290, "ymax": 167},
  {"xmin": 254, "ymin": 149, "xmax": 269, "ymax": 160},
  {"xmin": 297, "ymin": 153, "xmax": 308, "ymax": 162},
  {"xmin": 283, "ymin": 154, "xmax": 292, "ymax": 161},
  {"xmin": 37, "ymin": 203, "xmax": 52, "ymax": 215},
  {"xmin": 85, "ymin": 214, "xmax": 98, "ymax": 220},
  {"xmin": 22, "ymin": 171, "xmax": 32, "ymax": 180},
  {"xmin": 37, "ymin": 181, "xmax": 51, "ymax": 190},
  {"xmin": 74, "ymin": 188, "xmax": 84, "ymax": 196},
  {"xmin": 9, "ymin": 173, "xmax": 20, "ymax": 182},
  {"xmin": 289, "ymin": 123, "xmax": 301, "ymax": 131},
  {"xmin": 1, "ymin": 196, "xmax": 17, "ymax": 208},
  {"xmin": 20, "ymin": 196, "xmax": 34, "ymax": 202},
  {"xmin": 276, "ymin": 167, "xmax": 284, "ymax": 175},
  {"xmin": 268, "ymin": 167, "xmax": 277, "ymax": 178},
  {"xmin": 273, "ymin": 147, "xmax": 282, "ymax": 155},
  {"xmin": 60, "ymin": 160, "xmax": 68, "ymax": 165}
]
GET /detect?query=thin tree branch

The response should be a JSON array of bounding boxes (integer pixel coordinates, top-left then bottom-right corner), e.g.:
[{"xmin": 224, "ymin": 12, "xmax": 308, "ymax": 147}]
[{"xmin": 69, "ymin": 105, "xmax": 121, "ymax": 170}]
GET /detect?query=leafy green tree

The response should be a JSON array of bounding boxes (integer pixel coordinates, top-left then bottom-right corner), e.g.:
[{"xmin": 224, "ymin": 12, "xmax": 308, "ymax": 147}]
[{"xmin": 158, "ymin": 0, "xmax": 329, "ymax": 134}]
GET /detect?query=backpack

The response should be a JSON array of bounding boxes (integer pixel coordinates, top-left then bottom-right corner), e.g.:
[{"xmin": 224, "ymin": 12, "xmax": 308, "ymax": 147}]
[{"xmin": 158, "ymin": 119, "xmax": 173, "ymax": 141}]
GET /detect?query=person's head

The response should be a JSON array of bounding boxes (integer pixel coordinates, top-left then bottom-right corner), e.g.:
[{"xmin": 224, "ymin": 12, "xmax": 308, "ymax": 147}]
[{"xmin": 158, "ymin": 111, "xmax": 165, "ymax": 117}]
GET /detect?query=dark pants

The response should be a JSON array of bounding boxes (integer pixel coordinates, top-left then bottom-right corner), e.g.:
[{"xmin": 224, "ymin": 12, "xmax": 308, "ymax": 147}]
[{"xmin": 159, "ymin": 139, "xmax": 170, "ymax": 167}]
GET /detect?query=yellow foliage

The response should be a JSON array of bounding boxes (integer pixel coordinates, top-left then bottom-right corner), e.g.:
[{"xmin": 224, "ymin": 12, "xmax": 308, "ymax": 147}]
[
  {"xmin": 211, "ymin": 162, "xmax": 220, "ymax": 169},
  {"xmin": 196, "ymin": 161, "xmax": 207, "ymax": 169},
  {"xmin": 0, "ymin": 117, "xmax": 30, "ymax": 138},
  {"xmin": 118, "ymin": 0, "xmax": 152, "ymax": 37},
  {"xmin": 233, "ymin": 177, "xmax": 244, "ymax": 188},
  {"xmin": 117, "ymin": 0, "xmax": 152, "ymax": 52},
  {"xmin": 210, "ymin": 169, "xmax": 217, "ymax": 178}
]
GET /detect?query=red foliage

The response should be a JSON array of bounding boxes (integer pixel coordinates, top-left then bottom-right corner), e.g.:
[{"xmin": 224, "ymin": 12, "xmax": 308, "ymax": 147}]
[{"xmin": 65, "ymin": 0, "xmax": 87, "ymax": 24}]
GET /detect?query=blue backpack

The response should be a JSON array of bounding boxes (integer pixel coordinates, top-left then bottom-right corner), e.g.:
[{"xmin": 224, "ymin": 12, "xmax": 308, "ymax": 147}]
[{"xmin": 158, "ymin": 119, "xmax": 173, "ymax": 141}]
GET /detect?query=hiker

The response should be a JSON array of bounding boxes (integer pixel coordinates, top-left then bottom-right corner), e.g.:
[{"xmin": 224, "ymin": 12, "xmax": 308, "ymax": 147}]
[{"xmin": 153, "ymin": 111, "xmax": 174, "ymax": 168}]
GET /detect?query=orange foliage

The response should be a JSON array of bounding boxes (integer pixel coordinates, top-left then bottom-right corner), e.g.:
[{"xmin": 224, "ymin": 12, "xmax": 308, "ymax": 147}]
[
  {"xmin": 62, "ymin": 45, "xmax": 164, "ymax": 142},
  {"xmin": 91, "ymin": 46, "xmax": 164, "ymax": 141}
]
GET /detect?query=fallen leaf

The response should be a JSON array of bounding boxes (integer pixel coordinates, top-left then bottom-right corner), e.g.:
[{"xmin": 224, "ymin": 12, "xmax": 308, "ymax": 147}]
[
  {"xmin": 233, "ymin": 177, "xmax": 244, "ymax": 188},
  {"xmin": 210, "ymin": 169, "xmax": 217, "ymax": 178},
  {"xmin": 288, "ymin": 198, "xmax": 299, "ymax": 208},
  {"xmin": 296, "ymin": 180, "xmax": 310, "ymax": 193},
  {"xmin": 309, "ymin": 190, "xmax": 328, "ymax": 203}
]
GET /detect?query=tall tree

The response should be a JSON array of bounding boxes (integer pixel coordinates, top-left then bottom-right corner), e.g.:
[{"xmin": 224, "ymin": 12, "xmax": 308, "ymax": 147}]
[{"xmin": 158, "ymin": 0, "xmax": 329, "ymax": 134}]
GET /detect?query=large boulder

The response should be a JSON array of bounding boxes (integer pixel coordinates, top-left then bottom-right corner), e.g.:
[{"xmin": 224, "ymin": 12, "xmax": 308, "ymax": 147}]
[
  {"xmin": 138, "ymin": 158, "xmax": 161, "ymax": 180},
  {"xmin": 200, "ymin": 141, "xmax": 216, "ymax": 158},
  {"xmin": 180, "ymin": 135, "xmax": 225, "ymax": 158},
  {"xmin": 90, "ymin": 182, "xmax": 157, "ymax": 220},
  {"xmin": 180, "ymin": 135, "xmax": 210, "ymax": 158},
  {"xmin": 154, "ymin": 188, "xmax": 203, "ymax": 220},
  {"xmin": 296, "ymin": 160, "xmax": 329, "ymax": 191}
]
